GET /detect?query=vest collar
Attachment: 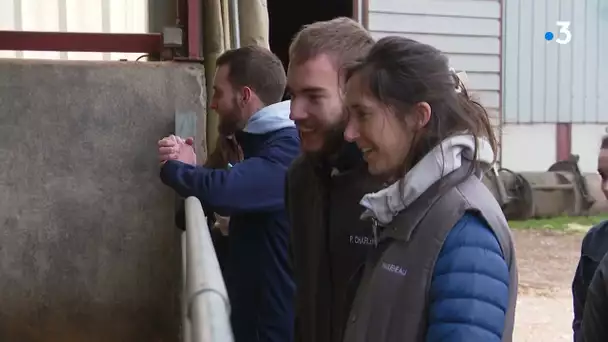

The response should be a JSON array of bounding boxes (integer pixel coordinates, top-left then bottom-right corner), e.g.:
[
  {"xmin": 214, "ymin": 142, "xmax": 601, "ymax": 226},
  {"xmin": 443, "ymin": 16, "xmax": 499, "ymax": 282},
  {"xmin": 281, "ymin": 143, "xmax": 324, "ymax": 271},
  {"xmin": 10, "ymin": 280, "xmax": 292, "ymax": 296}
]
[
  {"xmin": 359, "ymin": 134, "xmax": 495, "ymax": 226},
  {"xmin": 379, "ymin": 164, "xmax": 471, "ymax": 242}
]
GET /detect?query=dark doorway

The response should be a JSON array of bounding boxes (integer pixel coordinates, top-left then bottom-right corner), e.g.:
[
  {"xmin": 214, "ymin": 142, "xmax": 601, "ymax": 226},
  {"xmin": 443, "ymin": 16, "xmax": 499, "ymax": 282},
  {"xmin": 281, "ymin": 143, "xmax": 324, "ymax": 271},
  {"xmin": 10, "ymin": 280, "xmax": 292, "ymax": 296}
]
[{"xmin": 267, "ymin": 0, "xmax": 354, "ymax": 72}]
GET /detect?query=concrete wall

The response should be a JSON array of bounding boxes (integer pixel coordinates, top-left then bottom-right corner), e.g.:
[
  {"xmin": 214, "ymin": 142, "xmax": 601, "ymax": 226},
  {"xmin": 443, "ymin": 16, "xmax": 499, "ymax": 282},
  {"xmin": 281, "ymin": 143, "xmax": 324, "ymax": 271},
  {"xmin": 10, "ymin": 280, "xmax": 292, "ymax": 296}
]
[
  {"xmin": 501, "ymin": 123, "xmax": 557, "ymax": 172},
  {"xmin": 572, "ymin": 124, "xmax": 607, "ymax": 172},
  {"xmin": 0, "ymin": 59, "xmax": 205, "ymax": 342},
  {"xmin": 501, "ymin": 123, "xmax": 606, "ymax": 172}
]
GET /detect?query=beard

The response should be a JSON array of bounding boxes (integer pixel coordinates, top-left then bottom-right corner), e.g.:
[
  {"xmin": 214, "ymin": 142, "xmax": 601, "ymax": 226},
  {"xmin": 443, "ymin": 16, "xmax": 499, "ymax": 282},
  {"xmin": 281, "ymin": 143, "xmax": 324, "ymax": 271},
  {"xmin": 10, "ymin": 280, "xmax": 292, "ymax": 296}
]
[
  {"xmin": 218, "ymin": 117, "xmax": 240, "ymax": 136},
  {"xmin": 303, "ymin": 117, "xmax": 348, "ymax": 162},
  {"xmin": 217, "ymin": 99, "xmax": 245, "ymax": 136}
]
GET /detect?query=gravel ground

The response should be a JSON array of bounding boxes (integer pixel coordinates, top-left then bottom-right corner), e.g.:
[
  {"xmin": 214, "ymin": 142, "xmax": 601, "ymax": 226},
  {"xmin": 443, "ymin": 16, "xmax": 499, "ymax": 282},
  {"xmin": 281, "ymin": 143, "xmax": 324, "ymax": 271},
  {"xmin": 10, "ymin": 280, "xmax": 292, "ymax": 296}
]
[{"xmin": 512, "ymin": 229, "xmax": 582, "ymax": 342}]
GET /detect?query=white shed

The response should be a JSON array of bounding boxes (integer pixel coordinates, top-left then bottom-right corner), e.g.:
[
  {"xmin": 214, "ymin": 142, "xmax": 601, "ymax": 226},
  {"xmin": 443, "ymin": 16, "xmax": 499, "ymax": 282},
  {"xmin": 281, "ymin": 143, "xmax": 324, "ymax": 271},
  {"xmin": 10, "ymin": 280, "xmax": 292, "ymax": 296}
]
[
  {"xmin": 367, "ymin": 0, "xmax": 502, "ymax": 125},
  {"xmin": 367, "ymin": 0, "xmax": 608, "ymax": 173},
  {"xmin": 502, "ymin": 0, "xmax": 608, "ymax": 172}
]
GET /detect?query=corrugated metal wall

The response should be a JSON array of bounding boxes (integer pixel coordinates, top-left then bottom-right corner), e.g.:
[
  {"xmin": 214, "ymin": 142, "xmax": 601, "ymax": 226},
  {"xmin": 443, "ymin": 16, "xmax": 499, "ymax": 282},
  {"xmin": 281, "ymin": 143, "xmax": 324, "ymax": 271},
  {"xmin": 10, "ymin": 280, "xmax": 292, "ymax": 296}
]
[
  {"xmin": 503, "ymin": 0, "xmax": 608, "ymax": 123},
  {"xmin": 368, "ymin": 0, "xmax": 502, "ymax": 118},
  {"xmin": 0, "ymin": 0, "xmax": 148, "ymax": 61}
]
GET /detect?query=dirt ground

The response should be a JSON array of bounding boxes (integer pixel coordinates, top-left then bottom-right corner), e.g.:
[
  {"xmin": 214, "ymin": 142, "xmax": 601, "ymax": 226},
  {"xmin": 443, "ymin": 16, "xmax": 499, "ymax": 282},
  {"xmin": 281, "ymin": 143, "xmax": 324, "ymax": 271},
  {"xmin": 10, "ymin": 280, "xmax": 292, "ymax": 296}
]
[{"xmin": 513, "ymin": 229, "xmax": 583, "ymax": 342}]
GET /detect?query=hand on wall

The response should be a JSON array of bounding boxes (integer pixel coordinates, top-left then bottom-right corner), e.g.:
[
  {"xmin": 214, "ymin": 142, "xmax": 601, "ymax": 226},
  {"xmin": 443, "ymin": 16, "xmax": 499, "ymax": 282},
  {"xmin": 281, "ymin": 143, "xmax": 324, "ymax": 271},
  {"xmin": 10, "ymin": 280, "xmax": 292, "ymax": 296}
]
[{"xmin": 158, "ymin": 135, "xmax": 196, "ymax": 165}]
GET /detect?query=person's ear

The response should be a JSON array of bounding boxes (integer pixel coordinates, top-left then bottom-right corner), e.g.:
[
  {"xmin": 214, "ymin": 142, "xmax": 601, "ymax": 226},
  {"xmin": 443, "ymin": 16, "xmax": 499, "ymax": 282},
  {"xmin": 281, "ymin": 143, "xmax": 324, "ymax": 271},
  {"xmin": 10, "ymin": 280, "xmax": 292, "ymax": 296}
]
[
  {"xmin": 240, "ymin": 86, "xmax": 253, "ymax": 105},
  {"xmin": 412, "ymin": 102, "xmax": 431, "ymax": 129}
]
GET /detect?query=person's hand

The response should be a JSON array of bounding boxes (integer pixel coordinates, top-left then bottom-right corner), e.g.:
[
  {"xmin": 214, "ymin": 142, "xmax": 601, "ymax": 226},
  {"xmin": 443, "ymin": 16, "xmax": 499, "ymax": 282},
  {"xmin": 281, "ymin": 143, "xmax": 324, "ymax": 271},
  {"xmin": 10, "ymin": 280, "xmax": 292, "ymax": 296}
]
[
  {"xmin": 213, "ymin": 213, "xmax": 230, "ymax": 236},
  {"xmin": 158, "ymin": 135, "xmax": 179, "ymax": 163},
  {"xmin": 158, "ymin": 135, "xmax": 196, "ymax": 165}
]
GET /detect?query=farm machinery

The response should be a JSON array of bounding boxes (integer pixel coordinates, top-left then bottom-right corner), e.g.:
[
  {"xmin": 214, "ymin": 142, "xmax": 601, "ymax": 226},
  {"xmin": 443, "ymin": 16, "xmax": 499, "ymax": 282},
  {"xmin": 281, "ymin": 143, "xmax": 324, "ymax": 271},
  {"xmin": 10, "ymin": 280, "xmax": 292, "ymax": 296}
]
[{"xmin": 483, "ymin": 155, "xmax": 606, "ymax": 220}]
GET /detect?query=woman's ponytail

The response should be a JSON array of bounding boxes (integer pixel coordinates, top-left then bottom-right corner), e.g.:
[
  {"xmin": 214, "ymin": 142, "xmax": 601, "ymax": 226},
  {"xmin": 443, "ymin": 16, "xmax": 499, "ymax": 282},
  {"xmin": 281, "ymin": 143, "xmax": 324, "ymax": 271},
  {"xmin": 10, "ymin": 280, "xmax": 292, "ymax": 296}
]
[{"xmin": 451, "ymin": 69, "xmax": 499, "ymax": 165}]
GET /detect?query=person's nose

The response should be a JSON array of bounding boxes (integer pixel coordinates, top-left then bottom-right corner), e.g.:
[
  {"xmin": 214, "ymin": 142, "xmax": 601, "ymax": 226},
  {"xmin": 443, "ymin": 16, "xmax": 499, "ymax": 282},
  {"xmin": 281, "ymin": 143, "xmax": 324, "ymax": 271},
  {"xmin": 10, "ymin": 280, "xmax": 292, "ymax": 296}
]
[
  {"xmin": 344, "ymin": 116, "xmax": 360, "ymax": 142},
  {"xmin": 210, "ymin": 97, "xmax": 218, "ymax": 111},
  {"xmin": 289, "ymin": 99, "xmax": 308, "ymax": 121}
]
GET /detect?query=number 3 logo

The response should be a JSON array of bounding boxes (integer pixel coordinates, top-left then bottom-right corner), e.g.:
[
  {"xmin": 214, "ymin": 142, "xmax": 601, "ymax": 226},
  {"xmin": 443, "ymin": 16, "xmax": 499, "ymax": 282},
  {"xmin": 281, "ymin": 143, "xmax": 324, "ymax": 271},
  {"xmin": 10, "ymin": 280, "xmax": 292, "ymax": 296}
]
[{"xmin": 556, "ymin": 21, "xmax": 572, "ymax": 45}]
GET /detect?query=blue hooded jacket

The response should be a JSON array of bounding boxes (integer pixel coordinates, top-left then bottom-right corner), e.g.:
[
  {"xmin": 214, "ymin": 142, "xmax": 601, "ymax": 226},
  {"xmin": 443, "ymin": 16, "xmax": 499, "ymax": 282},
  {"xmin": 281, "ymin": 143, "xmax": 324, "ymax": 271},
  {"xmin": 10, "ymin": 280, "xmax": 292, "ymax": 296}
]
[{"xmin": 160, "ymin": 100, "xmax": 300, "ymax": 342}]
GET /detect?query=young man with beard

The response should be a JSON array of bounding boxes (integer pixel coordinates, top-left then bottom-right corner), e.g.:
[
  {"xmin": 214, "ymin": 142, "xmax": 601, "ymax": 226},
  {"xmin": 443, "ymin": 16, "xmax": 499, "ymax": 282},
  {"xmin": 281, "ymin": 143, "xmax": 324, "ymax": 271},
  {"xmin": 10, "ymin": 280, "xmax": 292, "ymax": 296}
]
[
  {"xmin": 284, "ymin": 17, "xmax": 384, "ymax": 342},
  {"xmin": 158, "ymin": 45, "xmax": 299, "ymax": 342}
]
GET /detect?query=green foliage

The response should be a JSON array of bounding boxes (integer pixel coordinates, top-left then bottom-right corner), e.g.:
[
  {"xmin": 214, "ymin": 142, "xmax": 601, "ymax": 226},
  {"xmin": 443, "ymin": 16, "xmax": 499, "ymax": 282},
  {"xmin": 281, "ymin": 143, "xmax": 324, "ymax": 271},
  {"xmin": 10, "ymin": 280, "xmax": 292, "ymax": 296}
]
[{"xmin": 509, "ymin": 215, "xmax": 608, "ymax": 232}]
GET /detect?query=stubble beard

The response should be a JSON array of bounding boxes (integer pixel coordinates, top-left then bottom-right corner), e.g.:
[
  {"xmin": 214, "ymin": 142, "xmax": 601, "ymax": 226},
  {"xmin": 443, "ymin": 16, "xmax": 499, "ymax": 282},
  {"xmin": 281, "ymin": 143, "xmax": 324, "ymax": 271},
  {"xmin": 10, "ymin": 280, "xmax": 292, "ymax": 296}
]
[
  {"xmin": 304, "ymin": 117, "xmax": 348, "ymax": 163},
  {"xmin": 218, "ymin": 100, "xmax": 245, "ymax": 136}
]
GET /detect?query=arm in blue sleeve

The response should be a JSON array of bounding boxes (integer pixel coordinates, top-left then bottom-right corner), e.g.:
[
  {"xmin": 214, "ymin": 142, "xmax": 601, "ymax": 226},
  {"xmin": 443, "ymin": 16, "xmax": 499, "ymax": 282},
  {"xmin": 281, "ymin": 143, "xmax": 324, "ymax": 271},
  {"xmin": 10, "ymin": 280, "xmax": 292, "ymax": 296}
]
[
  {"xmin": 425, "ymin": 213, "xmax": 510, "ymax": 342},
  {"xmin": 159, "ymin": 136, "xmax": 298, "ymax": 216}
]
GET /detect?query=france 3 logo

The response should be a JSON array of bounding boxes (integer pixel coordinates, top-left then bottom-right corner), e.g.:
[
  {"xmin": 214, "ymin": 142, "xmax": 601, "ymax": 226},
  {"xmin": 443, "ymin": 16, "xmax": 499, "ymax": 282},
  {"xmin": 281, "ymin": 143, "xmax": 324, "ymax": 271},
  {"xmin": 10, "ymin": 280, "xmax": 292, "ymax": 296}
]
[{"xmin": 544, "ymin": 21, "xmax": 572, "ymax": 45}]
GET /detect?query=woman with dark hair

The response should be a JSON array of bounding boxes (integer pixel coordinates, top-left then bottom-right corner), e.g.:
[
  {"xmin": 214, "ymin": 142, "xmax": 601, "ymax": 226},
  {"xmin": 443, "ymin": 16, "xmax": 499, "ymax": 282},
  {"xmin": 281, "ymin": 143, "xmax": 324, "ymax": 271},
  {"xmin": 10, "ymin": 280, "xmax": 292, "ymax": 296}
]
[{"xmin": 340, "ymin": 36, "xmax": 518, "ymax": 342}]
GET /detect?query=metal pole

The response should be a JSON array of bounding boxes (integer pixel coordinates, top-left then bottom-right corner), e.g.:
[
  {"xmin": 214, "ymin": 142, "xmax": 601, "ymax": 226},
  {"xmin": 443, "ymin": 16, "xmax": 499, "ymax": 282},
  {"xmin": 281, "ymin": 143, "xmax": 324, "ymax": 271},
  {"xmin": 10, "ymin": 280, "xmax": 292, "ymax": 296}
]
[
  {"xmin": 237, "ymin": 0, "xmax": 269, "ymax": 48},
  {"xmin": 184, "ymin": 197, "xmax": 233, "ymax": 342},
  {"xmin": 229, "ymin": 0, "xmax": 240, "ymax": 48},
  {"xmin": 202, "ymin": 0, "xmax": 225, "ymax": 154},
  {"xmin": 182, "ymin": 232, "xmax": 192, "ymax": 342}
]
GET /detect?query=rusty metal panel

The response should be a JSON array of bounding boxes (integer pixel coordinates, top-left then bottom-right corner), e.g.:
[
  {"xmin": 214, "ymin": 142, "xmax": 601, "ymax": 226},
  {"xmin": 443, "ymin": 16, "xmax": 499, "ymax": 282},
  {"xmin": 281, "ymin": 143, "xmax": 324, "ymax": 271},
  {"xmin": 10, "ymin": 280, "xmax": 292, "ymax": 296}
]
[
  {"xmin": 0, "ymin": 31, "xmax": 163, "ymax": 54},
  {"xmin": 0, "ymin": 59, "xmax": 206, "ymax": 342},
  {"xmin": 503, "ymin": 0, "xmax": 608, "ymax": 123}
]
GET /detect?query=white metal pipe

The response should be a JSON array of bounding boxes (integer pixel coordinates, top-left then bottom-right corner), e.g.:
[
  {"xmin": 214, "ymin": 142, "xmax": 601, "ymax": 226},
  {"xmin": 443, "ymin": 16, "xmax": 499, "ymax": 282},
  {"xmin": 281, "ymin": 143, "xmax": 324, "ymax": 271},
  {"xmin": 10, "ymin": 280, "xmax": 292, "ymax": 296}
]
[
  {"xmin": 184, "ymin": 196, "xmax": 233, "ymax": 342},
  {"xmin": 229, "ymin": 0, "xmax": 240, "ymax": 48},
  {"xmin": 181, "ymin": 232, "xmax": 192, "ymax": 342}
]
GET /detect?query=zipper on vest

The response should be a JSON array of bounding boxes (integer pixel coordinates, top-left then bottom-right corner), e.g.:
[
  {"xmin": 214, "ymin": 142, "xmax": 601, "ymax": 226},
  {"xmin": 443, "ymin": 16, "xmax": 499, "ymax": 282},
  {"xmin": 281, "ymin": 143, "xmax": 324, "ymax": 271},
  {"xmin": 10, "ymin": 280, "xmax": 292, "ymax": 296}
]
[{"xmin": 372, "ymin": 218, "xmax": 379, "ymax": 248}]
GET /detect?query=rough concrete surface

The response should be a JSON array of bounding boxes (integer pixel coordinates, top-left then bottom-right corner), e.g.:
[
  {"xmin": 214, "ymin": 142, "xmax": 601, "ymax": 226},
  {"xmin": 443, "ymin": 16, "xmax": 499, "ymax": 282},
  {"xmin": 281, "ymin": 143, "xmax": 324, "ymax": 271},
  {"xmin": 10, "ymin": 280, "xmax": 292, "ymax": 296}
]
[{"xmin": 0, "ymin": 59, "xmax": 206, "ymax": 342}]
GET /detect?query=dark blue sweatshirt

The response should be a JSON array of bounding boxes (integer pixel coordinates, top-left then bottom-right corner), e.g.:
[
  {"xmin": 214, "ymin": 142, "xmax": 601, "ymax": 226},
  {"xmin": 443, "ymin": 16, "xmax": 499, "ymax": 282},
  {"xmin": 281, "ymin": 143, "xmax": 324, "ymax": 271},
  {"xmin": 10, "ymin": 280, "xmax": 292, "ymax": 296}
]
[{"xmin": 160, "ymin": 101, "xmax": 300, "ymax": 342}]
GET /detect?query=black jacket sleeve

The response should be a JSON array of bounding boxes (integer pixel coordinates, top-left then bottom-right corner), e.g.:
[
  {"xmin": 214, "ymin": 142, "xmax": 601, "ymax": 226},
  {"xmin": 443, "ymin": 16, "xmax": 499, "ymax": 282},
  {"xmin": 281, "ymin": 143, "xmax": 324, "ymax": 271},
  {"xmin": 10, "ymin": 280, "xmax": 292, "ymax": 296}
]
[
  {"xmin": 573, "ymin": 258, "xmax": 587, "ymax": 342},
  {"xmin": 582, "ymin": 253, "xmax": 608, "ymax": 342}
]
